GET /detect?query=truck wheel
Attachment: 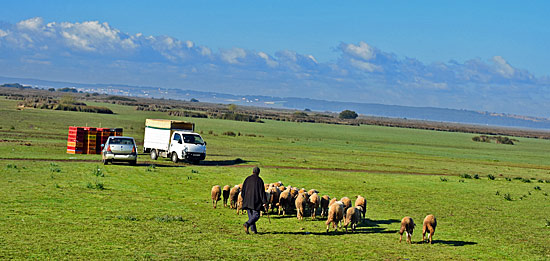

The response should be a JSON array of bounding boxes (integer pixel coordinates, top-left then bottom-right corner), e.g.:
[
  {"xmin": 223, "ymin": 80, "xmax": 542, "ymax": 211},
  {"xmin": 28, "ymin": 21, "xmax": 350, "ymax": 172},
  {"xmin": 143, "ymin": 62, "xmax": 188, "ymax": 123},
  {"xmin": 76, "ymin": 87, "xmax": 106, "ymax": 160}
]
[
  {"xmin": 130, "ymin": 160, "xmax": 137, "ymax": 166},
  {"xmin": 171, "ymin": 152, "xmax": 179, "ymax": 163},
  {"xmin": 150, "ymin": 149, "xmax": 158, "ymax": 160}
]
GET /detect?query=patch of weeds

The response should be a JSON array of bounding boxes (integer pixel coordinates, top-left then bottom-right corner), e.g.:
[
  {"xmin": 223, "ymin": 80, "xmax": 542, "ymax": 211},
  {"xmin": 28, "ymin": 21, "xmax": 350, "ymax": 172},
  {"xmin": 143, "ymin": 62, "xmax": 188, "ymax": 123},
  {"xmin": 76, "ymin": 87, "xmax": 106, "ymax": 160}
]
[
  {"xmin": 505, "ymin": 177, "xmax": 512, "ymax": 181},
  {"xmin": 154, "ymin": 215, "xmax": 184, "ymax": 222},
  {"xmin": 495, "ymin": 191, "xmax": 500, "ymax": 195},
  {"xmin": 458, "ymin": 179, "xmax": 465, "ymax": 183},
  {"xmin": 473, "ymin": 174, "xmax": 480, "ymax": 179},
  {"xmin": 513, "ymin": 177, "xmax": 523, "ymax": 180},
  {"xmin": 6, "ymin": 164, "xmax": 17, "ymax": 169},
  {"xmin": 440, "ymin": 177, "xmax": 448, "ymax": 182},
  {"xmin": 488, "ymin": 174, "xmax": 495, "ymax": 180},
  {"xmin": 191, "ymin": 169, "xmax": 199, "ymax": 174},
  {"xmin": 460, "ymin": 173, "xmax": 472, "ymax": 179},
  {"xmin": 116, "ymin": 215, "xmax": 139, "ymax": 221},
  {"xmin": 86, "ymin": 181, "xmax": 105, "ymax": 190},
  {"xmin": 521, "ymin": 178, "xmax": 531, "ymax": 183},
  {"xmin": 10, "ymin": 125, "xmax": 15, "ymax": 130},
  {"xmin": 545, "ymin": 219, "xmax": 550, "ymax": 228},
  {"xmin": 504, "ymin": 193, "xmax": 513, "ymax": 201},
  {"xmin": 92, "ymin": 166, "xmax": 104, "ymax": 177},
  {"xmin": 538, "ymin": 179, "xmax": 544, "ymax": 183},
  {"xmin": 543, "ymin": 192, "xmax": 549, "ymax": 197},
  {"xmin": 49, "ymin": 163, "xmax": 61, "ymax": 173},
  {"xmin": 534, "ymin": 186, "xmax": 542, "ymax": 191},
  {"xmin": 54, "ymin": 183, "xmax": 61, "ymax": 189},
  {"xmin": 146, "ymin": 164, "xmax": 157, "ymax": 172}
]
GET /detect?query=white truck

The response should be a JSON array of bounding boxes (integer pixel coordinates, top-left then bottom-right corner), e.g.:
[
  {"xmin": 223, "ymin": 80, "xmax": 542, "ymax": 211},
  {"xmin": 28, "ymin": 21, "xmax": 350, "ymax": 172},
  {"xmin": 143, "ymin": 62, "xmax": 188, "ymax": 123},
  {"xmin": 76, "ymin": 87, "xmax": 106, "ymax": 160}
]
[{"xmin": 143, "ymin": 119, "xmax": 207, "ymax": 164}]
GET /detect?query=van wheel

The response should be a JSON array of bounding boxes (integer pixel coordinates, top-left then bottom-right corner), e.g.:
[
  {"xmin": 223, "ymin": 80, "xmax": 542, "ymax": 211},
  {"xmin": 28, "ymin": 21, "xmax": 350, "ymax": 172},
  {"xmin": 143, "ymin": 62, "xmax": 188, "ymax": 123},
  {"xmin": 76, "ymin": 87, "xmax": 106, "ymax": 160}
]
[
  {"xmin": 102, "ymin": 159, "xmax": 109, "ymax": 165},
  {"xmin": 171, "ymin": 152, "xmax": 179, "ymax": 163},
  {"xmin": 150, "ymin": 149, "xmax": 158, "ymax": 160},
  {"xmin": 130, "ymin": 160, "xmax": 137, "ymax": 166}
]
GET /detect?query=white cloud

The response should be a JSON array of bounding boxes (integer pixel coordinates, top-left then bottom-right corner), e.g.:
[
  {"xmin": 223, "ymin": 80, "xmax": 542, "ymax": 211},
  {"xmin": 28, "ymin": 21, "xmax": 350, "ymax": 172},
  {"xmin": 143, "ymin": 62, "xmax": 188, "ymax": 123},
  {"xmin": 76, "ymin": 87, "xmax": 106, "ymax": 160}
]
[
  {"xmin": 221, "ymin": 48, "xmax": 246, "ymax": 64},
  {"xmin": 16, "ymin": 17, "xmax": 44, "ymax": 31},
  {"xmin": 0, "ymin": 29, "xmax": 8, "ymax": 37},
  {"xmin": 349, "ymin": 58, "xmax": 381, "ymax": 72},
  {"xmin": 258, "ymin": 52, "xmax": 278, "ymax": 67},
  {"xmin": 341, "ymin": 41, "xmax": 376, "ymax": 60},
  {"xmin": 492, "ymin": 56, "xmax": 515, "ymax": 78}
]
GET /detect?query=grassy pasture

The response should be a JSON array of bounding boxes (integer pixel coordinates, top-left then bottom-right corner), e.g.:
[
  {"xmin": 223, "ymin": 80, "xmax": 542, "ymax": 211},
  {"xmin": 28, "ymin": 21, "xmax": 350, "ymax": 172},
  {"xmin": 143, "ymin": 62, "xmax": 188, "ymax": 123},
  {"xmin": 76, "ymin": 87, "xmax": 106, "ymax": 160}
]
[{"xmin": 1, "ymin": 96, "xmax": 550, "ymax": 259}]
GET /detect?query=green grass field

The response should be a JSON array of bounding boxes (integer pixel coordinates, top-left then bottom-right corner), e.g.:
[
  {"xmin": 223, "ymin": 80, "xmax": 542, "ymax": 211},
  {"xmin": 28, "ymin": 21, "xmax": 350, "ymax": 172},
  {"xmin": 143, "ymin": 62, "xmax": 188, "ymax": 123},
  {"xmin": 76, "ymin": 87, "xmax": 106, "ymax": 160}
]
[{"xmin": 1, "ymin": 97, "xmax": 550, "ymax": 259}]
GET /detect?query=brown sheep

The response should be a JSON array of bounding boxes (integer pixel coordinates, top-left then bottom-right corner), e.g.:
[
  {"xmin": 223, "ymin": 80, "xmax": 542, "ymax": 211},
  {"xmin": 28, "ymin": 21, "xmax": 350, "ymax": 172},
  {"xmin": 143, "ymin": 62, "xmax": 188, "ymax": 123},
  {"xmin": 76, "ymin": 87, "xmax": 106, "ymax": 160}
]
[
  {"xmin": 355, "ymin": 195, "xmax": 367, "ymax": 222},
  {"xmin": 399, "ymin": 216, "xmax": 415, "ymax": 244},
  {"xmin": 295, "ymin": 192, "xmax": 307, "ymax": 220},
  {"xmin": 307, "ymin": 189, "xmax": 319, "ymax": 196},
  {"xmin": 278, "ymin": 185, "xmax": 286, "ymax": 192},
  {"xmin": 264, "ymin": 184, "xmax": 270, "ymax": 190},
  {"xmin": 343, "ymin": 206, "xmax": 362, "ymax": 232},
  {"xmin": 229, "ymin": 185, "xmax": 240, "ymax": 209},
  {"xmin": 328, "ymin": 197, "xmax": 338, "ymax": 207},
  {"xmin": 278, "ymin": 189, "xmax": 291, "ymax": 215},
  {"xmin": 236, "ymin": 192, "xmax": 244, "ymax": 215},
  {"xmin": 422, "ymin": 215, "xmax": 437, "ymax": 244},
  {"xmin": 222, "ymin": 185, "xmax": 231, "ymax": 207},
  {"xmin": 211, "ymin": 185, "xmax": 221, "ymax": 209},
  {"xmin": 340, "ymin": 197, "xmax": 352, "ymax": 212},
  {"xmin": 320, "ymin": 195, "xmax": 330, "ymax": 217},
  {"xmin": 275, "ymin": 181, "xmax": 283, "ymax": 187},
  {"xmin": 268, "ymin": 186, "xmax": 281, "ymax": 214},
  {"xmin": 308, "ymin": 193, "xmax": 320, "ymax": 220},
  {"xmin": 326, "ymin": 201, "xmax": 344, "ymax": 232},
  {"xmin": 238, "ymin": 183, "xmax": 243, "ymax": 190}
]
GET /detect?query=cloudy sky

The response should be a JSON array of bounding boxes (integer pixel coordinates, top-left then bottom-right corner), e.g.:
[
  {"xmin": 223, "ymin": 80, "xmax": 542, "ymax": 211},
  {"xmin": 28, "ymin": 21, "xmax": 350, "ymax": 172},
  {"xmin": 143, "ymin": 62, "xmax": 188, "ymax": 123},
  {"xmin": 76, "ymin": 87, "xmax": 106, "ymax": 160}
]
[{"xmin": 1, "ymin": 1, "xmax": 549, "ymax": 117}]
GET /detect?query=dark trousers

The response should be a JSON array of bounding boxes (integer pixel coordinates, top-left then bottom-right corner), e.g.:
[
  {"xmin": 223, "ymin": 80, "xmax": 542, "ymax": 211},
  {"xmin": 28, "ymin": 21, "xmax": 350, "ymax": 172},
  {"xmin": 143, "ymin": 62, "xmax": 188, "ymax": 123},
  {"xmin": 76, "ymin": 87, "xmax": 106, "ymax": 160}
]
[{"xmin": 244, "ymin": 209, "xmax": 260, "ymax": 233}]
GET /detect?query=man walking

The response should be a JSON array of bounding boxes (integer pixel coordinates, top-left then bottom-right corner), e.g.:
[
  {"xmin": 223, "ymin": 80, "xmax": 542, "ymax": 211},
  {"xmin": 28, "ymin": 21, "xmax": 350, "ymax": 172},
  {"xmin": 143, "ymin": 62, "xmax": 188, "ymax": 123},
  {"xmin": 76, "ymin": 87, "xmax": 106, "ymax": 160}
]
[{"xmin": 242, "ymin": 166, "xmax": 268, "ymax": 234}]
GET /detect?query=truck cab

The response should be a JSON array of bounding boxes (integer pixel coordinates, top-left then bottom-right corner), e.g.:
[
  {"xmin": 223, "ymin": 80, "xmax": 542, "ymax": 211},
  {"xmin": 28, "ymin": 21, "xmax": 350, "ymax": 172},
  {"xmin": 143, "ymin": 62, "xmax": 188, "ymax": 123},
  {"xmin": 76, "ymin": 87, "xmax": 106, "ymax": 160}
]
[{"xmin": 169, "ymin": 131, "xmax": 206, "ymax": 164}]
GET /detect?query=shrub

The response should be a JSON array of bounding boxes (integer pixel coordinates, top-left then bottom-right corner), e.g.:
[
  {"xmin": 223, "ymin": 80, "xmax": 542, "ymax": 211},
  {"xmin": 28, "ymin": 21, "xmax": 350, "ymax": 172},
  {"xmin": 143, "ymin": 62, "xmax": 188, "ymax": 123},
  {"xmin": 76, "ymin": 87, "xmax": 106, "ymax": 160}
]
[
  {"xmin": 534, "ymin": 186, "xmax": 542, "ymax": 191},
  {"xmin": 460, "ymin": 173, "xmax": 472, "ymax": 179},
  {"xmin": 521, "ymin": 178, "xmax": 531, "ymax": 183},
  {"xmin": 538, "ymin": 179, "xmax": 544, "ymax": 183},
  {"xmin": 488, "ymin": 174, "xmax": 495, "ymax": 180},
  {"xmin": 504, "ymin": 193, "xmax": 513, "ymax": 201},
  {"xmin": 495, "ymin": 191, "xmax": 500, "ymax": 195},
  {"xmin": 545, "ymin": 219, "xmax": 550, "ymax": 228},
  {"xmin": 222, "ymin": 131, "xmax": 236, "ymax": 137},
  {"xmin": 473, "ymin": 174, "xmax": 480, "ymax": 179},
  {"xmin": 146, "ymin": 165, "xmax": 157, "ymax": 172},
  {"xmin": 339, "ymin": 110, "xmax": 358, "ymax": 119},
  {"xmin": 513, "ymin": 177, "xmax": 523, "ymax": 180},
  {"xmin": 459, "ymin": 179, "xmax": 465, "ymax": 183},
  {"xmin": 505, "ymin": 177, "xmax": 512, "ymax": 181},
  {"xmin": 155, "ymin": 215, "xmax": 184, "ymax": 222},
  {"xmin": 92, "ymin": 166, "xmax": 104, "ymax": 177},
  {"xmin": 440, "ymin": 177, "xmax": 448, "ymax": 182}
]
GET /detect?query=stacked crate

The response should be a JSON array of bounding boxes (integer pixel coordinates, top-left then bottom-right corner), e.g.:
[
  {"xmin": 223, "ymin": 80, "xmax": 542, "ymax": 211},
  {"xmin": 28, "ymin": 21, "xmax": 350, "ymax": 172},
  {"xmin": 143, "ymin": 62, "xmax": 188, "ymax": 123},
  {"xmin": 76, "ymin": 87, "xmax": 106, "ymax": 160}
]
[
  {"xmin": 111, "ymin": 128, "xmax": 123, "ymax": 136},
  {"xmin": 84, "ymin": 127, "xmax": 97, "ymax": 154},
  {"xmin": 96, "ymin": 128, "xmax": 112, "ymax": 154},
  {"xmin": 67, "ymin": 127, "xmax": 86, "ymax": 154}
]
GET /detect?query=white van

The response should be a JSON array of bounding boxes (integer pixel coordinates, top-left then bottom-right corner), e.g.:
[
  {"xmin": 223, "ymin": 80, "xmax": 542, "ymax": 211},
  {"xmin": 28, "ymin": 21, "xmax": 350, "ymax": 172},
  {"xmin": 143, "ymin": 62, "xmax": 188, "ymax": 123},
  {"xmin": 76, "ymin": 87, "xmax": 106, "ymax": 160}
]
[{"xmin": 143, "ymin": 119, "xmax": 206, "ymax": 164}]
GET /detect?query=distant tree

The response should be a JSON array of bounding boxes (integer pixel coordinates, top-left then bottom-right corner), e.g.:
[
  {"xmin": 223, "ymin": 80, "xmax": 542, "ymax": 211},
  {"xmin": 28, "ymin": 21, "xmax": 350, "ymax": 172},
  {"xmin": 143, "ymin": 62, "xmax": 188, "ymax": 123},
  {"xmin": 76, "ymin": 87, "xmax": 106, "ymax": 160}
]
[
  {"xmin": 190, "ymin": 98, "xmax": 199, "ymax": 102},
  {"xmin": 339, "ymin": 110, "xmax": 358, "ymax": 119},
  {"xmin": 228, "ymin": 104, "xmax": 237, "ymax": 112},
  {"xmin": 48, "ymin": 88, "xmax": 55, "ymax": 92},
  {"xmin": 304, "ymin": 108, "xmax": 311, "ymax": 112},
  {"xmin": 58, "ymin": 87, "xmax": 78, "ymax": 93}
]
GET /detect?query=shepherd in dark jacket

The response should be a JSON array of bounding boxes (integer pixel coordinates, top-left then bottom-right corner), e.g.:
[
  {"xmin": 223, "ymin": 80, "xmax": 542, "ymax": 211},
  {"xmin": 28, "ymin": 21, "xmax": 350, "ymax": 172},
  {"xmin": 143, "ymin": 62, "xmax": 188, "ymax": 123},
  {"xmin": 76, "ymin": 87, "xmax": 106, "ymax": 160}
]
[{"xmin": 242, "ymin": 166, "xmax": 268, "ymax": 234}]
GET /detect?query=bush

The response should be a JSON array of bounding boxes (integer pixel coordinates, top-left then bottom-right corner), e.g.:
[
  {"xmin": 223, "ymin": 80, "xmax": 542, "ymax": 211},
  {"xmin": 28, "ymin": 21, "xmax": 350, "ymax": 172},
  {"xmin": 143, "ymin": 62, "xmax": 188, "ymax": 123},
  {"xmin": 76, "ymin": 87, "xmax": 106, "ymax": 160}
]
[
  {"xmin": 505, "ymin": 177, "xmax": 512, "ymax": 181},
  {"xmin": 440, "ymin": 177, "xmax": 448, "ymax": 182},
  {"xmin": 155, "ymin": 215, "xmax": 184, "ymax": 222},
  {"xmin": 92, "ymin": 166, "xmax": 104, "ymax": 177},
  {"xmin": 222, "ymin": 131, "xmax": 237, "ymax": 137},
  {"xmin": 460, "ymin": 173, "xmax": 472, "ymax": 179},
  {"xmin": 339, "ymin": 110, "xmax": 358, "ymax": 119},
  {"xmin": 534, "ymin": 186, "xmax": 542, "ymax": 191},
  {"xmin": 473, "ymin": 174, "xmax": 480, "ymax": 179},
  {"xmin": 488, "ymin": 174, "xmax": 495, "ymax": 180},
  {"xmin": 504, "ymin": 193, "xmax": 513, "ymax": 201},
  {"xmin": 521, "ymin": 178, "xmax": 531, "ymax": 183}
]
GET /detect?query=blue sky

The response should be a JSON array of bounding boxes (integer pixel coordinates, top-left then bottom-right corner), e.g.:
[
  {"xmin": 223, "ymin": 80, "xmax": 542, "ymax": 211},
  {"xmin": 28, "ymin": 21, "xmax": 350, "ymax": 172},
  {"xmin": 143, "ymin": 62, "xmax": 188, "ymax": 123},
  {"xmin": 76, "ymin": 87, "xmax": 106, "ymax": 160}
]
[
  {"xmin": 2, "ymin": 0, "xmax": 548, "ymax": 76},
  {"xmin": 0, "ymin": 1, "xmax": 549, "ymax": 117}
]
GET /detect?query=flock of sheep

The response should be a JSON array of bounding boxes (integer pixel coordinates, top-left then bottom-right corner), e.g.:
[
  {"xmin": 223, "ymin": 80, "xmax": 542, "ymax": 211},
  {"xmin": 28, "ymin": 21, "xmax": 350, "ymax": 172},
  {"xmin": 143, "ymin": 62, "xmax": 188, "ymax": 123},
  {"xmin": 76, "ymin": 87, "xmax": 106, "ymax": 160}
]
[{"xmin": 211, "ymin": 182, "xmax": 437, "ymax": 243}]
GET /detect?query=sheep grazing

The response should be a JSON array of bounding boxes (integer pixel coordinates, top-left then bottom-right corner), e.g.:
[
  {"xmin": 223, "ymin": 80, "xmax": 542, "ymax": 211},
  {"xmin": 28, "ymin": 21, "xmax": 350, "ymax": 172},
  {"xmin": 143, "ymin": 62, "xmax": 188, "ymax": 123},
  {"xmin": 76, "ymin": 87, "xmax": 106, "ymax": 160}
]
[
  {"xmin": 295, "ymin": 192, "xmax": 308, "ymax": 220},
  {"xmin": 320, "ymin": 195, "xmax": 330, "ymax": 217},
  {"xmin": 307, "ymin": 189, "xmax": 319, "ymax": 196},
  {"xmin": 308, "ymin": 193, "xmax": 320, "ymax": 220},
  {"xmin": 343, "ymin": 206, "xmax": 363, "ymax": 232},
  {"xmin": 236, "ymin": 192, "xmax": 244, "ymax": 215},
  {"xmin": 355, "ymin": 195, "xmax": 367, "ymax": 222},
  {"xmin": 222, "ymin": 185, "xmax": 231, "ymax": 207},
  {"xmin": 399, "ymin": 216, "xmax": 416, "ymax": 244},
  {"xmin": 326, "ymin": 201, "xmax": 344, "ymax": 232},
  {"xmin": 211, "ymin": 185, "xmax": 221, "ymax": 209},
  {"xmin": 422, "ymin": 214, "xmax": 437, "ymax": 244},
  {"xmin": 229, "ymin": 185, "xmax": 240, "ymax": 209},
  {"xmin": 278, "ymin": 189, "xmax": 291, "ymax": 215},
  {"xmin": 267, "ymin": 186, "xmax": 281, "ymax": 214},
  {"xmin": 278, "ymin": 185, "xmax": 286, "ymax": 192},
  {"xmin": 340, "ymin": 197, "xmax": 352, "ymax": 212}
]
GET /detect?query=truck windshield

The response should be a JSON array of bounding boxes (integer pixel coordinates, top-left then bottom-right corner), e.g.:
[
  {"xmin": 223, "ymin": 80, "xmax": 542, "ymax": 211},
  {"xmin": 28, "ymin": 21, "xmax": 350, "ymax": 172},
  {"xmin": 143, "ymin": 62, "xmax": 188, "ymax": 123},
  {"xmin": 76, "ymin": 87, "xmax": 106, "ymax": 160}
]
[
  {"xmin": 182, "ymin": 134, "xmax": 204, "ymax": 144},
  {"xmin": 110, "ymin": 138, "xmax": 134, "ymax": 145}
]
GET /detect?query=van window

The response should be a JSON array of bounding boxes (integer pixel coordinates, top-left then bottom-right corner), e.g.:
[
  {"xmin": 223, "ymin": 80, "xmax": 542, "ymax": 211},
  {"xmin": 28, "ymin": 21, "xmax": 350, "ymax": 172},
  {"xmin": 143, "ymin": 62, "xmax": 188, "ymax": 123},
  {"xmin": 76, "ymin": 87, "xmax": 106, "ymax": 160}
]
[
  {"xmin": 183, "ymin": 134, "xmax": 204, "ymax": 144},
  {"xmin": 173, "ymin": 133, "xmax": 182, "ymax": 143}
]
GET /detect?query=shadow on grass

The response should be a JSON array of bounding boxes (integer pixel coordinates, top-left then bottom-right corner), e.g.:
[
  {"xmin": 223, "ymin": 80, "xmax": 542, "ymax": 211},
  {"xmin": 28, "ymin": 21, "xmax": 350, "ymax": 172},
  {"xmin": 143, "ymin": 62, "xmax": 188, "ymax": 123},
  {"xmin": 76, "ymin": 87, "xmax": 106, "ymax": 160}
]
[
  {"xmin": 198, "ymin": 158, "xmax": 254, "ymax": 166},
  {"xmin": 422, "ymin": 240, "xmax": 477, "ymax": 246},
  {"xmin": 261, "ymin": 227, "xmax": 399, "ymax": 236}
]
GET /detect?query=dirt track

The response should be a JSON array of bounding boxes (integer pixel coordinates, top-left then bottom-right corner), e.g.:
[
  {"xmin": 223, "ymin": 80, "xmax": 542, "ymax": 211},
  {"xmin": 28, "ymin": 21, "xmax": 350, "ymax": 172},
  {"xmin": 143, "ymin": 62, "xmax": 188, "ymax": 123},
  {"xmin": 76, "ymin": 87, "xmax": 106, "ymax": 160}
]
[{"xmin": 0, "ymin": 157, "xmax": 458, "ymax": 177}]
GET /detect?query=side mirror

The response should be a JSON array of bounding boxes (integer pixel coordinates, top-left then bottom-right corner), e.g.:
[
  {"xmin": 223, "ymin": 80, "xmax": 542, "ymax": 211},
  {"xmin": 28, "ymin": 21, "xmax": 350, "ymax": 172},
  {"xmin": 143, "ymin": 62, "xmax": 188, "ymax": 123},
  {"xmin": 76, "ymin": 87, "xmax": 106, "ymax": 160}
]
[{"xmin": 204, "ymin": 141, "xmax": 207, "ymax": 146}]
